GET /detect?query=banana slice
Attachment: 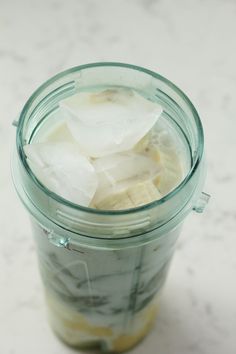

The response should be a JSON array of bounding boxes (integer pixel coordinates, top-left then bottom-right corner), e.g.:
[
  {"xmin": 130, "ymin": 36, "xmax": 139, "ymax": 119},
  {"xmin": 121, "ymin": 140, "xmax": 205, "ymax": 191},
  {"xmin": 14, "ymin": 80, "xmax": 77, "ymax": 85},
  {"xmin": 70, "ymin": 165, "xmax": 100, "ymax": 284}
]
[
  {"xmin": 133, "ymin": 133, "xmax": 150, "ymax": 153},
  {"xmin": 136, "ymin": 130, "xmax": 183, "ymax": 195},
  {"xmin": 128, "ymin": 180, "xmax": 162, "ymax": 206},
  {"xmin": 153, "ymin": 149, "xmax": 183, "ymax": 195},
  {"xmin": 93, "ymin": 180, "xmax": 162, "ymax": 210},
  {"xmin": 133, "ymin": 130, "xmax": 161, "ymax": 162}
]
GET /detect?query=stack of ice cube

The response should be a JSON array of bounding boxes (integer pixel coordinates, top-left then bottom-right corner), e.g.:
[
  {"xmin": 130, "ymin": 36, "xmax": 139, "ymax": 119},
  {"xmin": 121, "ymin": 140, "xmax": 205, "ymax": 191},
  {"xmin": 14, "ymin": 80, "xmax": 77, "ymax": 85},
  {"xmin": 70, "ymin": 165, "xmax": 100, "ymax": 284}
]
[{"xmin": 24, "ymin": 88, "xmax": 170, "ymax": 209}]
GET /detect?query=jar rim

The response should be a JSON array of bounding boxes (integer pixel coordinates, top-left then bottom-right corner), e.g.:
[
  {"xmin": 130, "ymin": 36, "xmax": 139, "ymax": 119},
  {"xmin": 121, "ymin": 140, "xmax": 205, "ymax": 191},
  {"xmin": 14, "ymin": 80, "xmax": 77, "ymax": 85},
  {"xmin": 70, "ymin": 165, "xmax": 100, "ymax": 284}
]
[{"xmin": 16, "ymin": 62, "xmax": 204, "ymax": 216}]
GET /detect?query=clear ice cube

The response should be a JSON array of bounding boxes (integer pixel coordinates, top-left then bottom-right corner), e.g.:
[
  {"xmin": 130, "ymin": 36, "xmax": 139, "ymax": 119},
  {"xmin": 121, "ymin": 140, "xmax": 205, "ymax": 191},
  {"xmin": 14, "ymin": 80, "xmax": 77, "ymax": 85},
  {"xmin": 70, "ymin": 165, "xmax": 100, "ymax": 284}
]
[
  {"xmin": 59, "ymin": 88, "xmax": 163, "ymax": 157},
  {"xmin": 24, "ymin": 142, "xmax": 98, "ymax": 206}
]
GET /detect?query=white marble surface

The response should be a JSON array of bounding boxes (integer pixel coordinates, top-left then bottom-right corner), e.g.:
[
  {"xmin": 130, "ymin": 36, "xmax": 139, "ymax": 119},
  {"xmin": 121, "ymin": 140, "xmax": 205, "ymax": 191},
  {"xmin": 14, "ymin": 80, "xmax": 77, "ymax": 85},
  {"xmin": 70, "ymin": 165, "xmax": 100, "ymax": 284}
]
[{"xmin": 1, "ymin": 0, "xmax": 236, "ymax": 353}]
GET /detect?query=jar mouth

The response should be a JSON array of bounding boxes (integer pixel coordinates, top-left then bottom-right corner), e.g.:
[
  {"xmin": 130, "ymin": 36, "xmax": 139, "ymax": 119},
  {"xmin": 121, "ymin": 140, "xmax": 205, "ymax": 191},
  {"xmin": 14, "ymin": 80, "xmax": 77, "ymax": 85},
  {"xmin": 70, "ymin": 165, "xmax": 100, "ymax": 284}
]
[{"xmin": 16, "ymin": 62, "xmax": 204, "ymax": 216}]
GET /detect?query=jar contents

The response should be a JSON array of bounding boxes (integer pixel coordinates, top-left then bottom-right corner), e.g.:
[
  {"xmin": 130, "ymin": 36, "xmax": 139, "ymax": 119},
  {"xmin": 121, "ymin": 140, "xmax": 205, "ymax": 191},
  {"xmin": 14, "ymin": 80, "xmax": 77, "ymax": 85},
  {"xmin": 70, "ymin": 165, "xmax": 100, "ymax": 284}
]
[{"xmin": 24, "ymin": 88, "xmax": 184, "ymax": 210}]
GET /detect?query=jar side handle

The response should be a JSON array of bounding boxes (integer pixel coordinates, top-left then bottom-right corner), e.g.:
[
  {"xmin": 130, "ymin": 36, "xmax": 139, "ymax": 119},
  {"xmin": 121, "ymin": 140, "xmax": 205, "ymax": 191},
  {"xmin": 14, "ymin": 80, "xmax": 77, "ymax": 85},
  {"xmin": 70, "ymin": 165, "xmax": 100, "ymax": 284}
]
[{"xmin": 193, "ymin": 192, "xmax": 210, "ymax": 213}]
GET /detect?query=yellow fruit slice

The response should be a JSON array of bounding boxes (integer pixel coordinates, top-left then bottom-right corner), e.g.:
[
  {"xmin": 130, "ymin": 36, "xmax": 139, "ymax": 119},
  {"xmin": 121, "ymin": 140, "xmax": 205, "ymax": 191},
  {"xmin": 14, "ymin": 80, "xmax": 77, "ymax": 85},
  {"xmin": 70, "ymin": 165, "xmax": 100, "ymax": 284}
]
[{"xmin": 94, "ymin": 180, "xmax": 162, "ymax": 210}]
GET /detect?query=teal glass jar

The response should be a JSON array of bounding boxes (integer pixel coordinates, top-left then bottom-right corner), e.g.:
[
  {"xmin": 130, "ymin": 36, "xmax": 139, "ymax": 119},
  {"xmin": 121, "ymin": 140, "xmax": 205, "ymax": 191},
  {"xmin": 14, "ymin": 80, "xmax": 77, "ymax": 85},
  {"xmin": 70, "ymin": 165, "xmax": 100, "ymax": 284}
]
[{"xmin": 12, "ymin": 63, "xmax": 209, "ymax": 353}]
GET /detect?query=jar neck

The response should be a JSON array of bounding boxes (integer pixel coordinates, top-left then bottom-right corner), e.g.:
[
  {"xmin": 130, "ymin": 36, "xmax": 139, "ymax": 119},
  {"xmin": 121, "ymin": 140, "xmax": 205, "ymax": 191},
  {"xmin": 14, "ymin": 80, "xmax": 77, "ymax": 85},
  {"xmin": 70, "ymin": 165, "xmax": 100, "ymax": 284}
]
[{"xmin": 14, "ymin": 63, "xmax": 205, "ymax": 240}]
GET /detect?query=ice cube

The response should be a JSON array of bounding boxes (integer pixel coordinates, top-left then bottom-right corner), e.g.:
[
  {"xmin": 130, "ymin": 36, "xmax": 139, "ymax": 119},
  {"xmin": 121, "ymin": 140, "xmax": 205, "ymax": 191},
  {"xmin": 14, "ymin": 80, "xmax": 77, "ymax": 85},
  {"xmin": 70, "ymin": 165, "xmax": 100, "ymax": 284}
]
[
  {"xmin": 59, "ymin": 88, "xmax": 163, "ymax": 157},
  {"xmin": 24, "ymin": 142, "xmax": 98, "ymax": 206},
  {"xmin": 92, "ymin": 151, "xmax": 161, "ymax": 204}
]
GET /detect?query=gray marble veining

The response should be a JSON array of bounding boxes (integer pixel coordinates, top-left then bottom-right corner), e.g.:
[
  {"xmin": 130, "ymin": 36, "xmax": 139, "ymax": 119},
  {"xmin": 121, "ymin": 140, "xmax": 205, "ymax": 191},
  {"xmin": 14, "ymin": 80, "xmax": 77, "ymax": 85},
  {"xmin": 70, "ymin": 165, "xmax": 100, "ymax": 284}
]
[{"xmin": 1, "ymin": 0, "xmax": 236, "ymax": 353}]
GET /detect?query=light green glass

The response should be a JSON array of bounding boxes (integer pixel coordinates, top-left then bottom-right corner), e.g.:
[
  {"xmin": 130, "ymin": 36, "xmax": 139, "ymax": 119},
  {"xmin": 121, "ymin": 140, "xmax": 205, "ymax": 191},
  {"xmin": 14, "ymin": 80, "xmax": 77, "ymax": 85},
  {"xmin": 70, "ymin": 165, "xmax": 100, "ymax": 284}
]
[{"xmin": 12, "ymin": 63, "xmax": 209, "ymax": 353}]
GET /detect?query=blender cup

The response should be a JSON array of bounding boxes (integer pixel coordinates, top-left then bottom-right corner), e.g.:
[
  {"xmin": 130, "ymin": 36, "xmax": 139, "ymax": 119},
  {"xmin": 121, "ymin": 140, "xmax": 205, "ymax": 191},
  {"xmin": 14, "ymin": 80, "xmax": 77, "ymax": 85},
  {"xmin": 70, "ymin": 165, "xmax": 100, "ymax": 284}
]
[{"xmin": 12, "ymin": 63, "xmax": 209, "ymax": 352}]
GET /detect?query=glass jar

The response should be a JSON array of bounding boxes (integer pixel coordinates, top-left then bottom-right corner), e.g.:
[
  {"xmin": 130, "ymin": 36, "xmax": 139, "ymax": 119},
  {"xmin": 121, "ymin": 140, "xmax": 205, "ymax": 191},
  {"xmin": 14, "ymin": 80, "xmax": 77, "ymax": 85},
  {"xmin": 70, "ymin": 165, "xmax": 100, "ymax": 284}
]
[{"xmin": 12, "ymin": 63, "xmax": 209, "ymax": 353}]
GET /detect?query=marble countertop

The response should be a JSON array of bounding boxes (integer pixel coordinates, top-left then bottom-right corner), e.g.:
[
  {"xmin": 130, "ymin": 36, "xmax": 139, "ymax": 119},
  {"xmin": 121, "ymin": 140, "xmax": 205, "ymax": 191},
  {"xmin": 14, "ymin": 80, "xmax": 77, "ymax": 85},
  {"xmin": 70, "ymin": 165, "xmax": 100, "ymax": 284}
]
[{"xmin": 1, "ymin": 0, "xmax": 236, "ymax": 353}]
